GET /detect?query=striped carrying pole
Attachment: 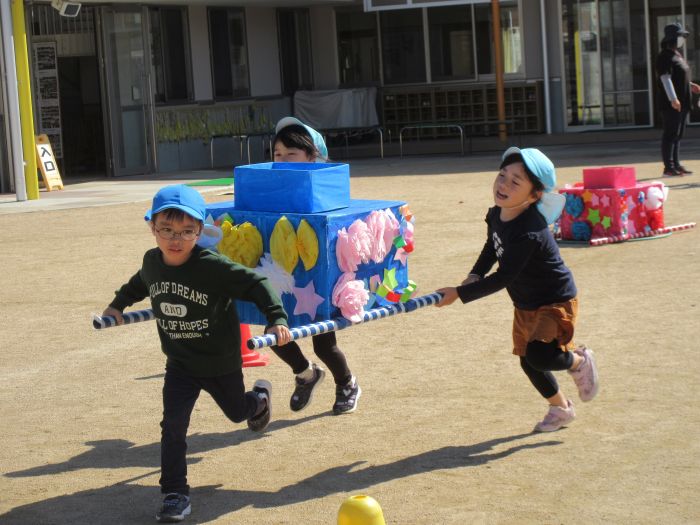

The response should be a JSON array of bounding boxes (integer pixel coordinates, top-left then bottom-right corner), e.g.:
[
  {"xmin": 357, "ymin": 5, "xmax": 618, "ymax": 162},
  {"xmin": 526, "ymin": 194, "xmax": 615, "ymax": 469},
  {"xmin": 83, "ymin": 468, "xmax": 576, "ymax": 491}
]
[
  {"xmin": 247, "ymin": 292, "xmax": 443, "ymax": 350},
  {"xmin": 590, "ymin": 222, "xmax": 696, "ymax": 246},
  {"xmin": 93, "ymin": 309, "xmax": 155, "ymax": 329}
]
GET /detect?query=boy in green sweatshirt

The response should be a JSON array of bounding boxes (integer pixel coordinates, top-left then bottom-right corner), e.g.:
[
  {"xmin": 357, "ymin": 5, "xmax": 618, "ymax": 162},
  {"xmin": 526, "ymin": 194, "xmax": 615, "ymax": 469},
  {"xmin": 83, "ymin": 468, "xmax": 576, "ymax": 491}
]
[{"xmin": 102, "ymin": 184, "xmax": 290, "ymax": 523}]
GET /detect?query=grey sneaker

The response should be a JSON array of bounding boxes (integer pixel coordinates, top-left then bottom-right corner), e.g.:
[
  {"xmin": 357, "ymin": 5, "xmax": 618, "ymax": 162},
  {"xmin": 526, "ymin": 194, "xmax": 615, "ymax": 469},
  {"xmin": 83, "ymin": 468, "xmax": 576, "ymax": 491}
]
[
  {"xmin": 247, "ymin": 380, "xmax": 271, "ymax": 432},
  {"xmin": 156, "ymin": 493, "xmax": 191, "ymax": 523},
  {"xmin": 290, "ymin": 363, "xmax": 326, "ymax": 411},
  {"xmin": 333, "ymin": 377, "xmax": 361, "ymax": 415},
  {"xmin": 534, "ymin": 399, "xmax": 576, "ymax": 432},
  {"xmin": 568, "ymin": 346, "xmax": 599, "ymax": 402}
]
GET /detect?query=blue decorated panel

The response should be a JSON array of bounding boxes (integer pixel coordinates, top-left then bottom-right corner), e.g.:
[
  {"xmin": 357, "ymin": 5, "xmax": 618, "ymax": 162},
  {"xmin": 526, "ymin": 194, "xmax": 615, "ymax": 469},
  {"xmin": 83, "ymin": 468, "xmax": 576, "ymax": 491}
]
[{"xmin": 206, "ymin": 199, "xmax": 410, "ymax": 327}]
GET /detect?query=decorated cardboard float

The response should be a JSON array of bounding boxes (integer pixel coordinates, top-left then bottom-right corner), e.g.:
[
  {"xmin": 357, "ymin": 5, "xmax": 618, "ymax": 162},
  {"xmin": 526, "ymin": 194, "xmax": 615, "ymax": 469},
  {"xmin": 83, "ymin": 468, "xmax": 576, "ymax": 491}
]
[
  {"xmin": 557, "ymin": 166, "xmax": 695, "ymax": 246},
  {"xmin": 201, "ymin": 161, "xmax": 417, "ymax": 328}
]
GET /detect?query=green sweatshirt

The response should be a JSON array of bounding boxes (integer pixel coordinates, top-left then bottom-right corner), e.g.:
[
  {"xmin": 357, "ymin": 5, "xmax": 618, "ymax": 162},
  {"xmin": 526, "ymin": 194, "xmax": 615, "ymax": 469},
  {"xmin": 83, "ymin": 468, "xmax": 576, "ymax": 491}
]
[{"xmin": 110, "ymin": 246, "xmax": 288, "ymax": 377}]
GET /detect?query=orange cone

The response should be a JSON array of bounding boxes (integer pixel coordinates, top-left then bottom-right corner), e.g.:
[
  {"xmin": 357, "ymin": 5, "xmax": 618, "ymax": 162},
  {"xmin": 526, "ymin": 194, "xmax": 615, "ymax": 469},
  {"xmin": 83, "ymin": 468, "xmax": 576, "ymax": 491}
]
[{"xmin": 240, "ymin": 323, "xmax": 270, "ymax": 367}]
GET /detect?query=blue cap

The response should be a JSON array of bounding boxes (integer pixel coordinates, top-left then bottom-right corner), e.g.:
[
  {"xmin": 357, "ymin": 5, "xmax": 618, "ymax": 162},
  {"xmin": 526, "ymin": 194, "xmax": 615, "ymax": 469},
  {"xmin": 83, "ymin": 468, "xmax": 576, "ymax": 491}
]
[
  {"xmin": 144, "ymin": 184, "xmax": 206, "ymax": 222},
  {"xmin": 502, "ymin": 146, "xmax": 565, "ymax": 224},
  {"xmin": 275, "ymin": 117, "xmax": 328, "ymax": 162}
]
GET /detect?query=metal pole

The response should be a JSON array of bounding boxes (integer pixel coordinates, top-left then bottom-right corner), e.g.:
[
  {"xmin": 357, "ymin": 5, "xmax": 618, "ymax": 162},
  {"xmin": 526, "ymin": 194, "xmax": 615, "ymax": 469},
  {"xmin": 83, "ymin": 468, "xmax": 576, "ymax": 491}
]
[
  {"xmin": 539, "ymin": 0, "xmax": 551, "ymax": 134},
  {"xmin": 491, "ymin": 0, "xmax": 507, "ymax": 141},
  {"xmin": 1, "ymin": 0, "xmax": 27, "ymax": 200},
  {"xmin": 11, "ymin": 0, "xmax": 39, "ymax": 199}
]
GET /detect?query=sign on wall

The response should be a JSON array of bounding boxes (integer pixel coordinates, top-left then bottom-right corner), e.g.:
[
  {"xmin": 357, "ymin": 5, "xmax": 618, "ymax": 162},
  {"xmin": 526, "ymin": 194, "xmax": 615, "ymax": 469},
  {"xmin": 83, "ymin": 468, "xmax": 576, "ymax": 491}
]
[{"xmin": 33, "ymin": 41, "xmax": 64, "ymax": 159}]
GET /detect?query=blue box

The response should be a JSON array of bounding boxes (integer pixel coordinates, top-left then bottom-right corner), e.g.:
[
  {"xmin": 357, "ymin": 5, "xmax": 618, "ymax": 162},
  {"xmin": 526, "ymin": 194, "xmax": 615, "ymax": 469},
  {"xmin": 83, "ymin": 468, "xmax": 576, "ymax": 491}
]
[
  {"xmin": 234, "ymin": 162, "xmax": 350, "ymax": 213},
  {"xmin": 207, "ymin": 199, "xmax": 410, "ymax": 327}
]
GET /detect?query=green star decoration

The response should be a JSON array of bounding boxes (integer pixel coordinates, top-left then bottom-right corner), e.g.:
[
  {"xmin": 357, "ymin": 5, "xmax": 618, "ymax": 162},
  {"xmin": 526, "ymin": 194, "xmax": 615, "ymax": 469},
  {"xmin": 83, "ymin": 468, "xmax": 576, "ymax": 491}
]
[
  {"xmin": 587, "ymin": 208, "xmax": 601, "ymax": 226},
  {"xmin": 601, "ymin": 216, "xmax": 612, "ymax": 229}
]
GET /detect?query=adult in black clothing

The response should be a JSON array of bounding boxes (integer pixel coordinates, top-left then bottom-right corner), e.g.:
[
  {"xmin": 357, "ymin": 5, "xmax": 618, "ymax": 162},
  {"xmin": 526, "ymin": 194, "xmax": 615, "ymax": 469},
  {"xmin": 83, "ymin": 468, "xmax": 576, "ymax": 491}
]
[{"xmin": 656, "ymin": 22, "xmax": 700, "ymax": 177}]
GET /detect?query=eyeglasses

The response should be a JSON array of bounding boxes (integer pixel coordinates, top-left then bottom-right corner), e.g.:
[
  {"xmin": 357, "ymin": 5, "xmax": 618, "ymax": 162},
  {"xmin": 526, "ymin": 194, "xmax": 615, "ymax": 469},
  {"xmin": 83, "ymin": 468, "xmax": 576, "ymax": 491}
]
[{"xmin": 154, "ymin": 226, "xmax": 200, "ymax": 241}]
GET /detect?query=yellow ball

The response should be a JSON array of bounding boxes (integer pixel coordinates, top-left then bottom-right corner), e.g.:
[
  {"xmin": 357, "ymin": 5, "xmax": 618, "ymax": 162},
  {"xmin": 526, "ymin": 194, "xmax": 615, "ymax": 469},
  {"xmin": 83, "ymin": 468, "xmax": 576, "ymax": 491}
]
[{"xmin": 337, "ymin": 495, "xmax": 386, "ymax": 525}]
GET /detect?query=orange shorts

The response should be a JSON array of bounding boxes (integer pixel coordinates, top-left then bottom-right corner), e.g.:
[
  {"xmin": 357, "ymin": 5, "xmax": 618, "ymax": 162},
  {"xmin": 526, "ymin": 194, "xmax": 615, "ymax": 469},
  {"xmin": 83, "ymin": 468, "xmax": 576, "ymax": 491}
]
[{"xmin": 511, "ymin": 297, "xmax": 578, "ymax": 356}]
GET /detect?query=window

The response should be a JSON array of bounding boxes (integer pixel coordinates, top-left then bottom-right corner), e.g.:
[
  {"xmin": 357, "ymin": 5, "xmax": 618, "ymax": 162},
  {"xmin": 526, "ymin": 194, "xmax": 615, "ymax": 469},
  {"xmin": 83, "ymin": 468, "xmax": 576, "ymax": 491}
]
[
  {"xmin": 277, "ymin": 9, "xmax": 313, "ymax": 95},
  {"xmin": 428, "ymin": 6, "xmax": 474, "ymax": 81},
  {"xmin": 474, "ymin": 1, "xmax": 522, "ymax": 76},
  {"xmin": 209, "ymin": 8, "xmax": 250, "ymax": 99},
  {"xmin": 380, "ymin": 9, "xmax": 426, "ymax": 84},
  {"xmin": 336, "ymin": 8, "xmax": 380, "ymax": 86},
  {"xmin": 149, "ymin": 7, "xmax": 192, "ymax": 104}
]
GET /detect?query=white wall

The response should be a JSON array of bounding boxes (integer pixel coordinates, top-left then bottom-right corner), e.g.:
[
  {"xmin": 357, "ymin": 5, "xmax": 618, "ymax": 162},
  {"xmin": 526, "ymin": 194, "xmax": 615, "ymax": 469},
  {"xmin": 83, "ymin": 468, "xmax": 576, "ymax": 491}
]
[
  {"xmin": 310, "ymin": 6, "xmax": 338, "ymax": 89},
  {"xmin": 246, "ymin": 7, "xmax": 282, "ymax": 97},
  {"xmin": 188, "ymin": 5, "xmax": 213, "ymax": 101}
]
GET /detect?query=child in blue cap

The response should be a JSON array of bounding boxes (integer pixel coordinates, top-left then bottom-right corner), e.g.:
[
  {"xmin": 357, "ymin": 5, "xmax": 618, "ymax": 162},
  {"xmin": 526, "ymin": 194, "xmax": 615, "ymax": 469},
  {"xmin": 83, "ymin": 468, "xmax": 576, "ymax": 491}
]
[
  {"xmin": 436, "ymin": 147, "xmax": 599, "ymax": 432},
  {"xmin": 101, "ymin": 184, "xmax": 291, "ymax": 522},
  {"xmin": 269, "ymin": 117, "xmax": 362, "ymax": 416}
]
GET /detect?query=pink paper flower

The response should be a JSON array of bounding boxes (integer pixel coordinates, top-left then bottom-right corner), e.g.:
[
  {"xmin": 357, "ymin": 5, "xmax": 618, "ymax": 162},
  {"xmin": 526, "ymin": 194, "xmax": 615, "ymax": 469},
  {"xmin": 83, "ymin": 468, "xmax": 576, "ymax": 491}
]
[
  {"xmin": 382, "ymin": 209, "xmax": 400, "ymax": 252},
  {"xmin": 332, "ymin": 272, "xmax": 369, "ymax": 323},
  {"xmin": 335, "ymin": 219, "xmax": 372, "ymax": 272},
  {"xmin": 365, "ymin": 210, "xmax": 400, "ymax": 263}
]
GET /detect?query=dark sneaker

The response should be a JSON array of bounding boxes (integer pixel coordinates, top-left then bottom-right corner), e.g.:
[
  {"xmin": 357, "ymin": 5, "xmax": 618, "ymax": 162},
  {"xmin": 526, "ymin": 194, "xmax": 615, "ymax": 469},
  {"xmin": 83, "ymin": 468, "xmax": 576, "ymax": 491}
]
[
  {"xmin": 290, "ymin": 364, "xmax": 326, "ymax": 411},
  {"xmin": 677, "ymin": 165, "xmax": 693, "ymax": 175},
  {"xmin": 156, "ymin": 493, "xmax": 191, "ymax": 523},
  {"xmin": 247, "ymin": 380, "xmax": 271, "ymax": 432},
  {"xmin": 663, "ymin": 168, "xmax": 682, "ymax": 177},
  {"xmin": 333, "ymin": 377, "xmax": 361, "ymax": 415}
]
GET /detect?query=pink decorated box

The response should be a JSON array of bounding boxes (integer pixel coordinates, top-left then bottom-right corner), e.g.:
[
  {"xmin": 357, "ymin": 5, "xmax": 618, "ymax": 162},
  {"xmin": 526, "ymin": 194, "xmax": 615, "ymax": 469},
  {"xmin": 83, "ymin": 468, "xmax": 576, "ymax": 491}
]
[
  {"xmin": 582, "ymin": 166, "xmax": 636, "ymax": 189},
  {"xmin": 559, "ymin": 182, "xmax": 667, "ymax": 241}
]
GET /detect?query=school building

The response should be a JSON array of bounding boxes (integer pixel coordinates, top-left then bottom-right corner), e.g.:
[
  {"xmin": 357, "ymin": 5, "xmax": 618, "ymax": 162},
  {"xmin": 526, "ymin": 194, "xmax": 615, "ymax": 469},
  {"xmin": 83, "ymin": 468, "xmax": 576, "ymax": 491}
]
[{"xmin": 2, "ymin": 0, "xmax": 700, "ymax": 195}]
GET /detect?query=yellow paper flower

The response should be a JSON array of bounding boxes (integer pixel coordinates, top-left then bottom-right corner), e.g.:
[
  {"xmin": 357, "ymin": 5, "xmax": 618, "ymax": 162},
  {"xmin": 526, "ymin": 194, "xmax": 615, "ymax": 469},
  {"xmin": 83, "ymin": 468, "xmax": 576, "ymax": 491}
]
[
  {"xmin": 218, "ymin": 220, "xmax": 263, "ymax": 268},
  {"xmin": 270, "ymin": 216, "xmax": 299, "ymax": 274},
  {"xmin": 296, "ymin": 219, "xmax": 319, "ymax": 271}
]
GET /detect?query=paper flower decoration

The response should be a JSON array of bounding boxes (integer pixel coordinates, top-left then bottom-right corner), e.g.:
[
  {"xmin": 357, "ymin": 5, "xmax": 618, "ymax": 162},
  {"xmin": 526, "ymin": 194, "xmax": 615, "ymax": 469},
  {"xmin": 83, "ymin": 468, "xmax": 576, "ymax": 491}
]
[
  {"xmin": 270, "ymin": 216, "xmax": 299, "ymax": 274},
  {"xmin": 336, "ymin": 219, "xmax": 372, "ymax": 272},
  {"xmin": 296, "ymin": 219, "xmax": 319, "ymax": 271},
  {"xmin": 217, "ymin": 220, "xmax": 263, "ymax": 268},
  {"xmin": 255, "ymin": 253, "xmax": 295, "ymax": 296},
  {"xmin": 364, "ymin": 209, "xmax": 400, "ymax": 264},
  {"xmin": 564, "ymin": 193, "xmax": 584, "ymax": 218},
  {"xmin": 572, "ymin": 221, "xmax": 592, "ymax": 241},
  {"xmin": 332, "ymin": 272, "xmax": 369, "ymax": 322}
]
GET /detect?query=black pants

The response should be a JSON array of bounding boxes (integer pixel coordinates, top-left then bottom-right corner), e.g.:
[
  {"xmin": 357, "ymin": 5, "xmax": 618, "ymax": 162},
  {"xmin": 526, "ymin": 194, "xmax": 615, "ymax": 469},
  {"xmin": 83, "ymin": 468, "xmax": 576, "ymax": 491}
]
[
  {"xmin": 271, "ymin": 331, "xmax": 352, "ymax": 385},
  {"xmin": 661, "ymin": 108, "xmax": 689, "ymax": 170},
  {"xmin": 519, "ymin": 340, "xmax": 574, "ymax": 399},
  {"xmin": 159, "ymin": 367, "xmax": 259, "ymax": 495}
]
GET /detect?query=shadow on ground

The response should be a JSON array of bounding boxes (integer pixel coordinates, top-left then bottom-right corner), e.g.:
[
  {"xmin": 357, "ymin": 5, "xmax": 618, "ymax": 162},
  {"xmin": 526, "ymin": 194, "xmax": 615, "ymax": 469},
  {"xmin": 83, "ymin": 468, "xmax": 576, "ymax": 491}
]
[{"xmin": 1, "ymin": 432, "xmax": 560, "ymax": 524}]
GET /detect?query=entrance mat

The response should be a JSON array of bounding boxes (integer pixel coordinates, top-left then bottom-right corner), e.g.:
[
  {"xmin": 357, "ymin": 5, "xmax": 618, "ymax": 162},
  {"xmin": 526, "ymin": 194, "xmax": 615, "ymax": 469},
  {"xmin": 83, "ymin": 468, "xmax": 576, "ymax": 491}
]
[{"xmin": 187, "ymin": 177, "xmax": 234, "ymax": 187}]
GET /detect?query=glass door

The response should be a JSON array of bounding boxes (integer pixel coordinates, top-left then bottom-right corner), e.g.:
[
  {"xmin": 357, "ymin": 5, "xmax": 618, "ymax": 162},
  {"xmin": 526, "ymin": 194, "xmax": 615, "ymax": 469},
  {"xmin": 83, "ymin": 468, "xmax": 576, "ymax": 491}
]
[
  {"xmin": 100, "ymin": 7, "xmax": 153, "ymax": 176},
  {"xmin": 562, "ymin": 0, "xmax": 603, "ymax": 129}
]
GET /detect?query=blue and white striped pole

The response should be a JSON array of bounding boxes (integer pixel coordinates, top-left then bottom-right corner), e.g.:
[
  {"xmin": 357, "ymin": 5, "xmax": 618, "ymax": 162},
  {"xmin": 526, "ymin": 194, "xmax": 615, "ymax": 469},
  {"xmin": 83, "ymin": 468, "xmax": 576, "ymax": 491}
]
[
  {"xmin": 92, "ymin": 309, "xmax": 155, "ymax": 329},
  {"xmin": 247, "ymin": 291, "xmax": 443, "ymax": 350}
]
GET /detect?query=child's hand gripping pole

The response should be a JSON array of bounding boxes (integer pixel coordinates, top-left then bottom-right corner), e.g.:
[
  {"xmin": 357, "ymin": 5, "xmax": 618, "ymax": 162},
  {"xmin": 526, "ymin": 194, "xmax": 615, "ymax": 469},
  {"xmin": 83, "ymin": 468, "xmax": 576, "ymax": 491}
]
[
  {"xmin": 247, "ymin": 291, "xmax": 443, "ymax": 350},
  {"xmin": 92, "ymin": 309, "xmax": 155, "ymax": 329}
]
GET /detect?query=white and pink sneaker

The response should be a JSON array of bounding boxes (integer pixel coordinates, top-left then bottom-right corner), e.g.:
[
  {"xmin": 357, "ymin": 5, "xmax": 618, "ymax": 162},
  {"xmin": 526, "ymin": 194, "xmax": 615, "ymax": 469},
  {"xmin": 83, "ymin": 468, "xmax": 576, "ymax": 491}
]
[
  {"xmin": 534, "ymin": 399, "xmax": 576, "ymax": 432},
  {"xmin": 568, "ymin": 346, "xmax": 599, "ymax": 402}
]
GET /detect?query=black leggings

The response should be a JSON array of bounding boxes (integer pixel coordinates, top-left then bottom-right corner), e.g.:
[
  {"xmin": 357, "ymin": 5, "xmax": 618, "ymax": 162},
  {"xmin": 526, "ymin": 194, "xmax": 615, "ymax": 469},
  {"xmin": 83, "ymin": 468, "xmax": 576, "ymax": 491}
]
[
  {"xmin": 271, "ymin": 331, "xmax": 352, "ymax": 385},
  {"xmin": 661, "ymin": 107, "xmax": 689, "ymax": 170},
  {"xmin": 519, "ymin": 340, "xmax": 574, "ymax": 399}
]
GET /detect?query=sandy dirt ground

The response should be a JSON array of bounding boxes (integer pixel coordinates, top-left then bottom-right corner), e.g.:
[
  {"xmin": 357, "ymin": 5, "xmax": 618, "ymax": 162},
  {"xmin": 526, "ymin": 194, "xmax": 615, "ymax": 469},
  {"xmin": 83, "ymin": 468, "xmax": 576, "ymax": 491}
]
[{"xmin": 1, "ymin": 145, "xmax": 699, "ymax": 524}]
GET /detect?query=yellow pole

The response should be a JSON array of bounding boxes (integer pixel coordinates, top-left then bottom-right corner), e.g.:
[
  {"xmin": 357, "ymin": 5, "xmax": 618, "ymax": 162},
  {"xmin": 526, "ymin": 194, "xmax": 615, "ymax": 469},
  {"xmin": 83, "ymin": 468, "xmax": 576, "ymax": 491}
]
[
  {"xmin": 11, "ymin": 0, "xmax": 39, "ymax": 200},
  {"xmin": 492, "ymin": 0, "xmax": 507, "ymax": 142}
]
